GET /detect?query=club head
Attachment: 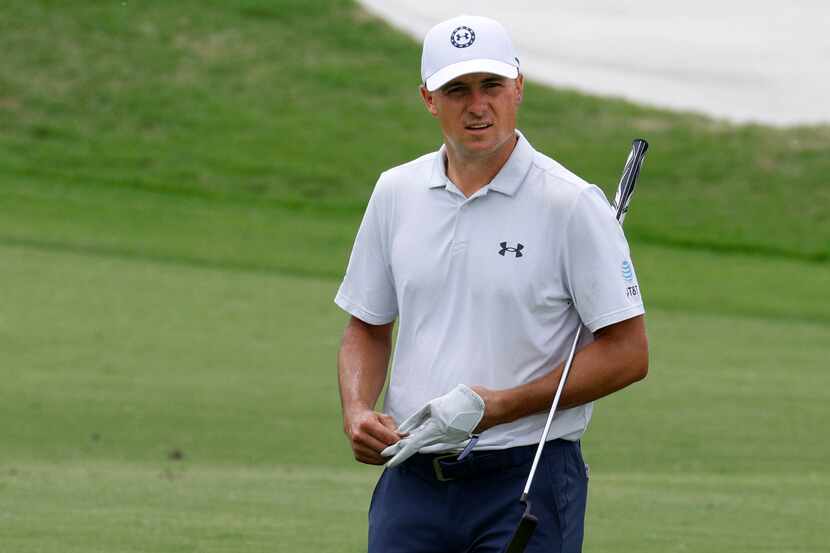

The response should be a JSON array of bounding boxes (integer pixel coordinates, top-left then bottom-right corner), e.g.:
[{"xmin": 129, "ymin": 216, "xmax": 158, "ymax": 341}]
[{"xmin": 502, "ymin": 496, "xmax": 538, "ymax": 553}]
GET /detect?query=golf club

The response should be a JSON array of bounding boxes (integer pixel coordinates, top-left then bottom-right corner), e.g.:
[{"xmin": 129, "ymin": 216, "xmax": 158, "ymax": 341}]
[{"xmin": 501, "ymin": 138, "xmax": 649, "ymax": 553}]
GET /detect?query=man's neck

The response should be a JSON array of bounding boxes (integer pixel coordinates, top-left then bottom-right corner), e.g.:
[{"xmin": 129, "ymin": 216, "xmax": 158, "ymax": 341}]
[{"xmin": 445, "ymin": 134, "xmax": 518, "ymax": 198}]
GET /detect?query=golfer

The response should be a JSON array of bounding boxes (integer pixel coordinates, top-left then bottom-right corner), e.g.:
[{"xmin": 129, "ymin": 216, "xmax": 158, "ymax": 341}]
[{"xmin": 335, "ymin": 14, "xmax": 648, "ymax": 553}]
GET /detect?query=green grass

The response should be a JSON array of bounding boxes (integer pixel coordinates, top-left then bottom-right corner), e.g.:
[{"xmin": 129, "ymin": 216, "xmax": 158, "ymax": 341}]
[
  {"xmin": 0, "ymin": 462, "xmax": 375, "ymax": 553},
  {"xmin": 0, "ymin": 244, "xmax": 347, "ymax": 467},
  {"xmin": 1, "ymin": 0, "xmax": 829, "ymax": 551},
  {"xmin": 586, "ymin": 472, "xmax": 829, "ymax": 552},
  {"xmin": 3, "ymin": 464, "xmax": 826, "ymax": 553},
  {"xmin": 1, "ymin": 243, "xmax": 829, "ymax": 552},
  {"xmin": 2, "ymin": 0, "xmax": 829, "ymax": 268}
]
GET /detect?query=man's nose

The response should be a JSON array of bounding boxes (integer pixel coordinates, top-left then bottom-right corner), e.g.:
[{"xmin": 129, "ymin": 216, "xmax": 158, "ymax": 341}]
[{"xmin": 467, "ymin": 89, "xmax": 487, "ymax": 115}]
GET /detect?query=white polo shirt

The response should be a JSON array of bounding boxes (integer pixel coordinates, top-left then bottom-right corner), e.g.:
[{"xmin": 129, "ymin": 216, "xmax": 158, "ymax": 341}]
[{"xmin": 335, "ymin": 131, "xmax": 644, "ymax": 450}]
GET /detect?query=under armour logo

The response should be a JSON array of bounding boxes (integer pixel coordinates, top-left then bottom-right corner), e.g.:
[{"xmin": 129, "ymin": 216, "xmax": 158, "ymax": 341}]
[
  {"xmin": 450, "ymin": 26, "xmax": 476, "ymax": 48},
  {"xmin": 499, "ymin": 242, "xmax": 524, "ymax": 257}
]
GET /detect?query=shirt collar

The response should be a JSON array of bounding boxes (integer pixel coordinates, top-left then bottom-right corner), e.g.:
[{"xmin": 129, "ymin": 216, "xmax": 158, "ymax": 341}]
[{"xmin": 427, "ymin": 130, "xmax": 534, "ymax": 197}]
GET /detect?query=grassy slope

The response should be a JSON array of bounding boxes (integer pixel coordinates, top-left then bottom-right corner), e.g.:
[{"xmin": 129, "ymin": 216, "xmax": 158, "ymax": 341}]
[
  {"xmin": 1, "ymin": 0, "xmax": 829, "ymax": 551},
  {"xmin": 2, "ymin": 0, "xmax": 829, "ymax": 269}
]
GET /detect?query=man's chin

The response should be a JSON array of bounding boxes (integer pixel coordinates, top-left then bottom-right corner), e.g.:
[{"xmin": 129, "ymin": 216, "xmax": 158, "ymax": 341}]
[{"xmin": 459, "ymin": 134, "xmax": 511, "ymax": 157}]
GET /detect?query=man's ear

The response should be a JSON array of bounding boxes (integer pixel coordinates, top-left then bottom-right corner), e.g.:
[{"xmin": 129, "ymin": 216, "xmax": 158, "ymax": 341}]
[
  {"xmin": 420, "ymin": 85, "xmax": 439, "ymax": 117},
  {"xmin": 514, "ymin": 73, "xmax": 524, "ymax": 105}
]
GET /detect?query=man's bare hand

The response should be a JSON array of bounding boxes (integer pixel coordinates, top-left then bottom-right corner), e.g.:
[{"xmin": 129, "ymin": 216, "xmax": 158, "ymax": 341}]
[{"xmin": 344, "ymin": 409, "xmax": 403, "ymax": 465}]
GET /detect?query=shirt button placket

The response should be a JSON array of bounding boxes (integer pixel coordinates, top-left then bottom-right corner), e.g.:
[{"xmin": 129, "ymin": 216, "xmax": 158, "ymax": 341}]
[{"xmin": 452, "ymin": 201, "xmax": 470, "ymax": 256}]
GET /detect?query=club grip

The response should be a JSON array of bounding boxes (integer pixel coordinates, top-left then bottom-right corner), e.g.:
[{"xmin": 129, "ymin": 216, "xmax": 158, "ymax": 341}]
[
  {"xmin": 632, "ymin": 138, "xmax": 649, "ymax": 152},
  {"xmin": 613, "ymin": 139, "xmax": 649, "ymax": 223}
]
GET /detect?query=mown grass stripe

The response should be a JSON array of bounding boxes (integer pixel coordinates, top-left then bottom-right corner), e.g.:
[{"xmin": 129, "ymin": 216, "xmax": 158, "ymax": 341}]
[
  {"xmin": 3, "ymin": 236, "xmax": 828, "ymax": 327},
  {"xmin": 0, "ymin": 235, "xmax": 342, "ymax": 280},
  {"xmin": 629, "ymin": 229, "xmax": 829, "ymax": 264}
]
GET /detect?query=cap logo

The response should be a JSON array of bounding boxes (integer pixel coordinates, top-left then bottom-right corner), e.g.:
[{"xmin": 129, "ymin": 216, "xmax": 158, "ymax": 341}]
[{"xmin": 450, "ymin": 26, "xmax": 475, "ymax": 48}]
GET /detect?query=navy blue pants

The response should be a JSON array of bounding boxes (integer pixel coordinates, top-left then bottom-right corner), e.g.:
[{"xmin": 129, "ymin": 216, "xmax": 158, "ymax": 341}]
[{"xmin": 369, "ymin": 440, "xmax": 588, "ymax": 553}]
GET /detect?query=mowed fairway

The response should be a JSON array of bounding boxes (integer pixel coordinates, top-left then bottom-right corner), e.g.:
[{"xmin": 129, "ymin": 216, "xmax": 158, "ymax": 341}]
[
  {"xmin": 1, "ymin": 241, "xmax": 828, "ymax": 552},
  {"xmin": 1, "ymin": 1, "xmax": 829, "ymax": 551}
]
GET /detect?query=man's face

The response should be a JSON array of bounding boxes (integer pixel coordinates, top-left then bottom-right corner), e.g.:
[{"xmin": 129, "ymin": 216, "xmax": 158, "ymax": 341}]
[{"xmin": 420, "ymin": 72, "xmax": 524, "ymax": 159}]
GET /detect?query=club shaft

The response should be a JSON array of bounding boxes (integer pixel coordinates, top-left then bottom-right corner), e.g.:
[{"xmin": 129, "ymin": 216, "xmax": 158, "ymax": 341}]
[
  {"xmin": 521, "ymin": 139, "xmax": 648, "ymax": 498},
  {"xmin": 521, "ymin": 325, "xmax": 582, "ymax": 496}
]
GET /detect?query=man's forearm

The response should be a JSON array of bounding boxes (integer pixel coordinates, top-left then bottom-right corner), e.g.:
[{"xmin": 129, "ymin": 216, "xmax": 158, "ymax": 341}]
[
  {"xmin": 476, "ymin": 315, "xmax": 648, "ymax": 431},
  {"xmin": 337, "ymin": 317, "xmax": 394, "ymax": 417},
  {"xmin": 338, "ymin": 317, "xmax": 401, "ymax": 465}
]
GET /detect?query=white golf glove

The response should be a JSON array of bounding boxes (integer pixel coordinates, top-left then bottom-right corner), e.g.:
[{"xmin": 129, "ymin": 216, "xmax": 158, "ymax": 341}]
[{"xmin": 381, "ymin": 384, "xmax": 485, "ymax": 468}]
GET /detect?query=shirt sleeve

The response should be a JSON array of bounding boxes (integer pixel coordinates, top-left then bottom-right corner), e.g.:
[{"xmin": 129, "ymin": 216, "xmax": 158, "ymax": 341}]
[
  {"xmin": 562, "ymin": 186, "xmax": 645, "ymax": 332},
  {"xmin": 334, "ymin": 179, "xmax": 398, "ymax": 325}
]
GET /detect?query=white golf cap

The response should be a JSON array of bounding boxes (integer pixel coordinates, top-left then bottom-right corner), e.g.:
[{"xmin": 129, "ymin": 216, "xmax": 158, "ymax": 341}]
[{"xmin": 421, "ymin": 15, "xmax": 520, "ymax": 91}]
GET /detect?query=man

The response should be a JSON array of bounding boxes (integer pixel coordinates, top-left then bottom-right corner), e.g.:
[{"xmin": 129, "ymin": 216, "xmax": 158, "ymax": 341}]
[{"xmin": 335, "ymin": 14, "xmax": 648, "ymax": 553}]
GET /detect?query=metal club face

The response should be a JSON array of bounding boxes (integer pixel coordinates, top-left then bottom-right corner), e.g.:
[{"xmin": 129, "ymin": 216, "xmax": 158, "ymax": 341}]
[{"xmin": 503, "ymin": 497, "xmax": 538, "ymax": 553}]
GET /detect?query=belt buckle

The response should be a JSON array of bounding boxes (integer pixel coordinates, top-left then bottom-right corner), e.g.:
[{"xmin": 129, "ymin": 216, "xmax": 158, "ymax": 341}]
[{"xmin": 432, "ymin": 454, "xmax": 458, "ymax": 482}]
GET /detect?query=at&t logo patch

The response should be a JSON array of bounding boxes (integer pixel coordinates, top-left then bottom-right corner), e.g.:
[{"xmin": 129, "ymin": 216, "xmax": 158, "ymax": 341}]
[
  {"xmin": 621, "ymin": 260, "xmax": 635, "ymax": 283},
  {"xmin": 621, "ymin": 259, "xmax": 639, "ymax": 297}
]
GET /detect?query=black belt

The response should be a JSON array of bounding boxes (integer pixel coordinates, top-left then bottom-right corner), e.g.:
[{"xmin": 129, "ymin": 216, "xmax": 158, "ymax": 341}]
[{"xmin": 399, "ymin": 440, "xmax": 570, "ymax": 482}]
